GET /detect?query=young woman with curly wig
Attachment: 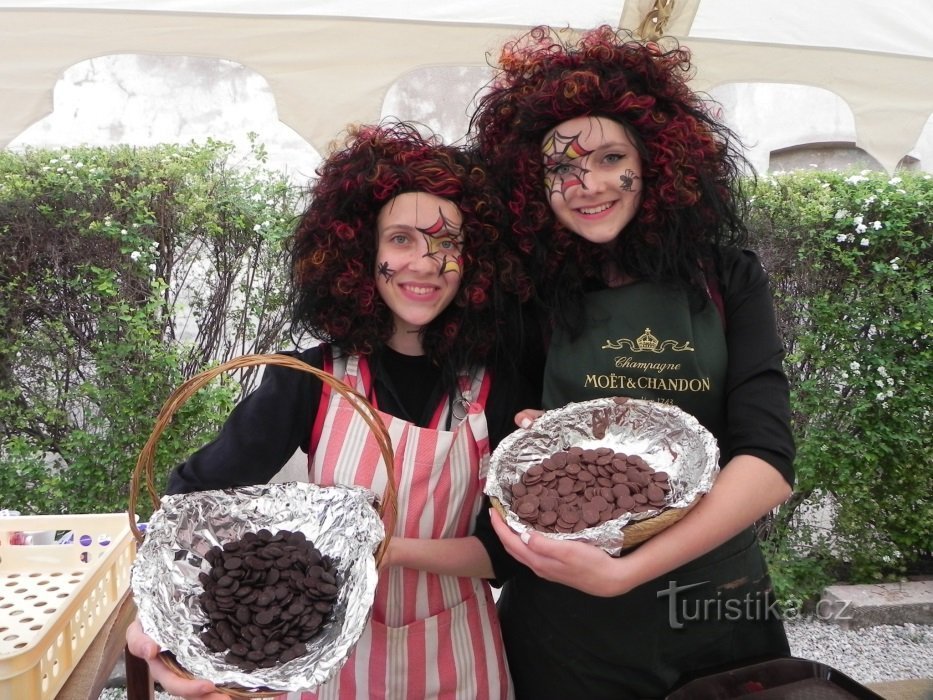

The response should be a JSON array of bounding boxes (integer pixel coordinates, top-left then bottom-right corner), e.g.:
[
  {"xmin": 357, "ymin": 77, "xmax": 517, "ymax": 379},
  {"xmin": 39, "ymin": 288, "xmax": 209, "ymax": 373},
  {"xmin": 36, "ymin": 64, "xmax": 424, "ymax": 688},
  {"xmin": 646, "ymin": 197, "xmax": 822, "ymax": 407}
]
[
  {"xmin": 127, "ymin": 121, "xmax": 535, "ymax": 699},
  {"xmin": 469, "ymin": 26, "xmax": 795, "ymax": 699}
]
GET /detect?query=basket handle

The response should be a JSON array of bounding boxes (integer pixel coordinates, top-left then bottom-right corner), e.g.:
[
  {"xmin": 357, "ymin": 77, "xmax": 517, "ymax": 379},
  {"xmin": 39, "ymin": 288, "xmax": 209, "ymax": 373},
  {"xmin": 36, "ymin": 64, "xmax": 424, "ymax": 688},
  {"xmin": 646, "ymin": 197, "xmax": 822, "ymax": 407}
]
[{"xmin": 128, "ymin": 353, "xmax": 398, "ymax": 566}]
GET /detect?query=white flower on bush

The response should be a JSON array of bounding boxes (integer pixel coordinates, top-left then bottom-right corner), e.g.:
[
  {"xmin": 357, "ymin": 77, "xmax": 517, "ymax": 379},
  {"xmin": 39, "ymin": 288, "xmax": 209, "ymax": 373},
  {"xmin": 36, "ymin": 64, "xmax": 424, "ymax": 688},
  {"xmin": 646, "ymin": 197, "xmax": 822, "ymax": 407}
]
[
  {"xmin": 836, "ymin": 233, "xmax": 848, "ymax": 243},
  {"xmin": 834, "ymin": 209, "xmax": 849, "ymax": 220},
  {"xmin": 875, "ymin": 389, "xmax": 894, "ymax": 403},
  {"xmin": 877, "ymin": 366, "xmax": 889, "ymax": 378},
  {"xmin": 253, "ymin": 223, "xmax": 262, "ymax": 232},
  {"xmin": 849, "ymin": 361, "xmax": 861, "ymax": 374},
  {"xmin": 148, "ymin": 263, "xmax": 156, "ymax": 272},
  {"xmin": 888, "ymin": 177, "xmax": 902, "ymax": 185},
  {"xmin": 860, "ymin": 237, "xmax": 870, "ymax": 247},
  {"xmin": 844, "ymin": 174, "xmax": 869, "ymax": 185},
  {"xmin": 890, "ymin": 257, "xmax": 901, "ymax": 271},
  {"xmin": 864, "ymin": 196, "xmax": 876, "ymax": 206},
  {"xmin": 871, "ymin": 220, "xmax": 883, "ymax": 230},
  {"xmin": 130, "ymin": 251, "xmax": 141, "ymax": 261},
  {"xmin": 121, "ymin": 228, "xmax": 128, "ymax": 236}
]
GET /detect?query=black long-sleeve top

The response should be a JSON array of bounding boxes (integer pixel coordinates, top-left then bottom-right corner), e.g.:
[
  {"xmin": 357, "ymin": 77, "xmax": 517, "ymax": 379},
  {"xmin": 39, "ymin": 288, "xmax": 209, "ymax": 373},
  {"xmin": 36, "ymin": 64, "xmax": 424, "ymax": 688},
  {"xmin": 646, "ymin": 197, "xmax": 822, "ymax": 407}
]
[
  {"xmin": 167, "ymin": 344, "xmax": 538, "ymax": 495},
  {"xmin": 474, "ymin": 248, "xmax": 796, "ymax": 582}
]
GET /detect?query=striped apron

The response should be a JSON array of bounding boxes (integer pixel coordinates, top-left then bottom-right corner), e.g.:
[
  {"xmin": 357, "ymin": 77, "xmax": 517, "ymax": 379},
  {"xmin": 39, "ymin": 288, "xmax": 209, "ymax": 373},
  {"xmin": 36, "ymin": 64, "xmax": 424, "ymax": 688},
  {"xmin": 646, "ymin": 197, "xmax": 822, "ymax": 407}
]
[{"xmin": 296, "ymin": 353, "xmax": 512, "ymax": 700}]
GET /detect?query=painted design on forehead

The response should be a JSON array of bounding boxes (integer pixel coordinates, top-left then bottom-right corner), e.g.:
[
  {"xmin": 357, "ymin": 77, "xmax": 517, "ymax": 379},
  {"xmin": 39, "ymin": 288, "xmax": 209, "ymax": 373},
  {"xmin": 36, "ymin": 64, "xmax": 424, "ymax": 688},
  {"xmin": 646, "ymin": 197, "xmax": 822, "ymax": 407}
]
[
  {"xmin": 418, "ymin": 208, "xmax": 463, "ymax": 276},
  {"xmin": 619, "ymin": 168, "xmax": 641, "ymax": 192},
  {"xmin": 542, "ymin": 130, "xmax": 594, "ymax": 198}
]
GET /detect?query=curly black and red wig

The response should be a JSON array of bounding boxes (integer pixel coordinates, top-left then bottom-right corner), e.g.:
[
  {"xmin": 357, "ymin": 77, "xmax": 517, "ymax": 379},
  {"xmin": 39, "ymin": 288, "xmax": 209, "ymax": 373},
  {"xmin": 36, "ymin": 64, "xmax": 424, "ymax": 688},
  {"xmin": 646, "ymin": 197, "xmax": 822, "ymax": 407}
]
[
  {"xmin": 290, "ymin": 121, "xmax": 530, "ymax": 372},
  {"xmin": 470, "ymin": 25, "xmax": 751, "ymax": 313}
]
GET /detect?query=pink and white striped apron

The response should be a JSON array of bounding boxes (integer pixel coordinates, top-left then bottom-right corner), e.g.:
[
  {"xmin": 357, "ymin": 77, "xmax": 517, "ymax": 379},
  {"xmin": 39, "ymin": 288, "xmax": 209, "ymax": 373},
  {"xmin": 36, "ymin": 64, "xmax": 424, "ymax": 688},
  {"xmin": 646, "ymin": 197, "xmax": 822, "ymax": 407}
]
[{"xmin": 296, "ymin": 352, "xmax": 512, "ymax": 700}]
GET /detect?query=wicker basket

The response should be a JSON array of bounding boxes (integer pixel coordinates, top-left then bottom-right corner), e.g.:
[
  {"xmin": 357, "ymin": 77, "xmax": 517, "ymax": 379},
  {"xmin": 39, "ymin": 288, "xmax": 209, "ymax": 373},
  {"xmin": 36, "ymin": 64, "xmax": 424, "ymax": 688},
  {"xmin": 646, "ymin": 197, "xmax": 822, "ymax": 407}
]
[
  {"xmin": 128, "ymin": 353, "xmax": 397, "ymax": 698},
  {"xmin": 486, "ymin": 396, "xmax": 719, "ymax": 553},
  {"xmin": 490, "ymin": 493, "xmax": 698, "ymax": 550}
]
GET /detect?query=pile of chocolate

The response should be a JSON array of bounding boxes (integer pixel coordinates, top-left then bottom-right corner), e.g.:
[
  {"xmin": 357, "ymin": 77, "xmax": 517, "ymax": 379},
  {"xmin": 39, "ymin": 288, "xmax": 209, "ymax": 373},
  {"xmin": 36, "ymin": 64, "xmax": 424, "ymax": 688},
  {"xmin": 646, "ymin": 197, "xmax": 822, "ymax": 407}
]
[
  {"xmin": 509, "ymin": 446, "xmax": 671, "ymax": 533},
  {"xmin": 197, "ymin": 528, "xmax": 339, "ymax": 671}
]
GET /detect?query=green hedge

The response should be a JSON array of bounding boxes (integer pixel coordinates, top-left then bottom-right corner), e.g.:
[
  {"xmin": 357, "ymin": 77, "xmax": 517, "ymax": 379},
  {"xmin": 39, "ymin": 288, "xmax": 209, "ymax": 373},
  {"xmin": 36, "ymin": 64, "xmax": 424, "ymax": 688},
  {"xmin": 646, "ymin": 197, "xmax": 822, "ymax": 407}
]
[
  {"xmin": 1, "ymin": 146, "xmax": 929, "ymax": 603},
  {"xmin": 0, "ymin": 142, "xmax": 303, "ymax": 518},
  {"xmin": 746, "ymin": 169, "xmax": 932, "ymax": 603}
]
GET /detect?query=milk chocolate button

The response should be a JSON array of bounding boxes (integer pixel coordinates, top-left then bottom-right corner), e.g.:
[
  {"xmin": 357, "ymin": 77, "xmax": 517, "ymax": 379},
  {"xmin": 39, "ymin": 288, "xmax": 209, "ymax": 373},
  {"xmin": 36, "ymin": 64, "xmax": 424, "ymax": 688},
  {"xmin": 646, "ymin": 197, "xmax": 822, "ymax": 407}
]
[{"xmin": 507, "ymin": 446, "xmax": 674, "ymax": 534}]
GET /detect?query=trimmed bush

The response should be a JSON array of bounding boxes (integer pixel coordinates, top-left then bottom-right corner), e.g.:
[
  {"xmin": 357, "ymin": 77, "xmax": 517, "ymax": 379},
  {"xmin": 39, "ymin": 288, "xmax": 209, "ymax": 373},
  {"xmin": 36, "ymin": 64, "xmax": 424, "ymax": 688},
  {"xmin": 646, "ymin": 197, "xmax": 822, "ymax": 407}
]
[
  {"xmin": 747, "ymin": 169, "xmax": 932, "ymax": 602},
  {"xmin": 0, "ymin": 142, "xmax": 304, "ymax": 517}
]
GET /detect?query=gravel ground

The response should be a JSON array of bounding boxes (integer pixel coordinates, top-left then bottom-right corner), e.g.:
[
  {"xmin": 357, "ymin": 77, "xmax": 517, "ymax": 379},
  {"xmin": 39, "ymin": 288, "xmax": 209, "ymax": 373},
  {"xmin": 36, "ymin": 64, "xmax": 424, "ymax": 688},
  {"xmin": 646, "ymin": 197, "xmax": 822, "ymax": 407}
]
[
  {"xmin": 785, "ymin": 618, "xmax": 933, "ymax": 683},
  {"xmin": 96, "ymin": 619, "xmax": 933, "ymax": 699}
]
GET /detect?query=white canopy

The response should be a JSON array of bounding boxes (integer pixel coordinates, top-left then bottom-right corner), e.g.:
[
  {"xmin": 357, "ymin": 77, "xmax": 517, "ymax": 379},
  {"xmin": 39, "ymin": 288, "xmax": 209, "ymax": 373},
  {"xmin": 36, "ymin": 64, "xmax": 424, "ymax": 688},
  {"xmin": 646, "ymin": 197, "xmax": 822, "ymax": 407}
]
[{"xmin": 3, "ymin": 0, "xmax": 933, "ymax": 173}]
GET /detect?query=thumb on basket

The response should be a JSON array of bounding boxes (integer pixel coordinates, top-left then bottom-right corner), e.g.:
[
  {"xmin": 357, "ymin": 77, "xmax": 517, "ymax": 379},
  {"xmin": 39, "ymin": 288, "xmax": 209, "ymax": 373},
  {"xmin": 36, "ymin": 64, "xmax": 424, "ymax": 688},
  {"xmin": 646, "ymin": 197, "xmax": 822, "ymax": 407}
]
[{"xmin": 126, "ymin": 618, "xmax": 227, "ymax": 699}]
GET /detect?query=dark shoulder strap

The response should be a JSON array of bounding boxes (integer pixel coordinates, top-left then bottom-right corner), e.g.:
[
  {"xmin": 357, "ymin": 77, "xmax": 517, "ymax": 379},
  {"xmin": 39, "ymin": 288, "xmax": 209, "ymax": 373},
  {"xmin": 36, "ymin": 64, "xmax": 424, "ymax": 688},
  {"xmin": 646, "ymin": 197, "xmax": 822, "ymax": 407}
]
[{"xmin": 707, "ymin": 270, "xmax": 726, "ymax": 330}]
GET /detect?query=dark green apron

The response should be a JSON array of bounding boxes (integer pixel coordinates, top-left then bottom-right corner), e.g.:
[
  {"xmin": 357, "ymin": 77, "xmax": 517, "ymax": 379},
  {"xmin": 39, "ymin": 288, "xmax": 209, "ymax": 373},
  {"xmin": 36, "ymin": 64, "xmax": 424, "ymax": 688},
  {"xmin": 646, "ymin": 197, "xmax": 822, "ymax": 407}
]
[{"xmin": 501, "ymin": 283, "xmax": 789, "ymax": 700}]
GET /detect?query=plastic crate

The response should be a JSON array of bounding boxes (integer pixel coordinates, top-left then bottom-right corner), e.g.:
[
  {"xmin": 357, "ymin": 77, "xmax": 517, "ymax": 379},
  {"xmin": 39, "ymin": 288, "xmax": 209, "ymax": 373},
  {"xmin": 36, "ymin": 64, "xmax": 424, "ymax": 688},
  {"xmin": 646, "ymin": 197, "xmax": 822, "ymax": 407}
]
[{"xmin": 0, "ymin": 513, "xmax": 135, "ymax": 700}]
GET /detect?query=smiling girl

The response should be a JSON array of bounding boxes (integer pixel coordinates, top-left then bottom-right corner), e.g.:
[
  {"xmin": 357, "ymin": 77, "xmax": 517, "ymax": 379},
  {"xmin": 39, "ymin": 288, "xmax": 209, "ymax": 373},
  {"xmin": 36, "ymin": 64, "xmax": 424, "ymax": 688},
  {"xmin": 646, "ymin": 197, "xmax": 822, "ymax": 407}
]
[
  {"xmin": 127, "ymin": 122, "xmax": 534, "ymax": 699},
  {"xmin": 471, "ymin": 26, "xmax": 796, "ymax": 699}
]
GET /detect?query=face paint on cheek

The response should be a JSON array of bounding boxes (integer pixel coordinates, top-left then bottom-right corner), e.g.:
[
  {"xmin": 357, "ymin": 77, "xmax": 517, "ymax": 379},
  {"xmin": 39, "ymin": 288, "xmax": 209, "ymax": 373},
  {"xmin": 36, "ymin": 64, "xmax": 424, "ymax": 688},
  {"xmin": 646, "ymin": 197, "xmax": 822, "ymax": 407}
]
[
  {"xmin": 543, "ymin": 130, "xmax": 593, "ymax": 199},
  {"xmin": 419, "ymin": 208, "xmax": 464, "ymax": 277},
  {"xmin": 619, "ymin": 169, "xmax": 641, "ymax": 192},
  {"xmin": 438, "ymin": 253, "xmax": 462, "ymax": 277},
  {"xmin": 377, "ymin": 261, "xmax": 395, "ymax": 281}
]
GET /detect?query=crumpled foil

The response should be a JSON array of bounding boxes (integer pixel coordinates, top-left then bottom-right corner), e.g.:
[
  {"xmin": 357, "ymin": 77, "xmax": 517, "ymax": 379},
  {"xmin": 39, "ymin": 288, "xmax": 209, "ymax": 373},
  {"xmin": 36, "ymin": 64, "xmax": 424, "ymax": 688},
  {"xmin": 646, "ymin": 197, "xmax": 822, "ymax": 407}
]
[
  {"xmin": 131, "ymin": 481, "xmax": 384, "ymax": 693},
  {"xmin": 486, "ymin": 397, "xmax": 719, "ymax": 554}
]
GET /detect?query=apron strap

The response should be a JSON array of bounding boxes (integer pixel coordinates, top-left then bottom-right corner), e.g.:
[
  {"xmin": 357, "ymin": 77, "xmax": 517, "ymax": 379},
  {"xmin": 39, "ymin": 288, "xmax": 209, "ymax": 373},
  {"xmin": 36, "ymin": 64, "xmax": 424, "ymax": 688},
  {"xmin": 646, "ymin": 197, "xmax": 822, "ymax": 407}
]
[
  {"xmin": 427, "ymin": 368, "xmax": 490, "ymax": 428},
  {"xmin": 309, "ymin": 345, "xmax": 334, "ymax": 456}
]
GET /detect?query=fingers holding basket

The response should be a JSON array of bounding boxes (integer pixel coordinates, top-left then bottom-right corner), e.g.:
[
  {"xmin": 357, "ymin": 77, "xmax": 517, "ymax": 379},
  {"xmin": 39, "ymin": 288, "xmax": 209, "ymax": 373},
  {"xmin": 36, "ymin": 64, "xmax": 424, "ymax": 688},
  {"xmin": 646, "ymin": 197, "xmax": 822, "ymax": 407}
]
[
  {"xmin": 489, "ymin": 507, "xmax": 630, "ymax": 597},
  {"xmin": 126, "ymin": 619, "xmax": 229, "ymax": 700}
]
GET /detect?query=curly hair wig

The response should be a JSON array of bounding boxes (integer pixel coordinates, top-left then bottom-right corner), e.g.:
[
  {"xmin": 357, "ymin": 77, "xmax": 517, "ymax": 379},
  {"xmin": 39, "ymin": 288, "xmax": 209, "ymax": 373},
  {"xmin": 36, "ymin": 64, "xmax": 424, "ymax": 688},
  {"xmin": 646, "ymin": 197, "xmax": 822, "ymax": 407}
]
[
  {"xmin": 290, "ymin": 121, "xmax": 530, "ymax": 373},
  {"xmin": 471, "ymin": 25, "xmax": 752, "ymax": 329}
]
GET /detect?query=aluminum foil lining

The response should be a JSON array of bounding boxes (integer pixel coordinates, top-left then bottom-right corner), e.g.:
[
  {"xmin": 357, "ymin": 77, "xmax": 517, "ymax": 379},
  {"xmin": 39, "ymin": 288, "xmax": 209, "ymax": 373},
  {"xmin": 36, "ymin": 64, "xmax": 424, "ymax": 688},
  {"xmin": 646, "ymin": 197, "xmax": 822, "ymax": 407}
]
[
  {"xmin": 131, "ymin": 481, "xmax": 384, "ymax": 693},
  {"xmin": 486, "ymin": 397, "xmax": 719, "ymax": 554}
]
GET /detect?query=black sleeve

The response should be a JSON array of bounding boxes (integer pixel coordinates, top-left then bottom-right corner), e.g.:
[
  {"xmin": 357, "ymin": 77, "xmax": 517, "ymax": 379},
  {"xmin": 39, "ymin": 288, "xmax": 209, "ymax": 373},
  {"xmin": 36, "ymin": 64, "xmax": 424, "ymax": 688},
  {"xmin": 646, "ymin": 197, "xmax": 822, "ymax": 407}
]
[
  {"xmin": 166, "ymin": 347, "xmax": 326, "ymax": 494},
  {"xmin": 471, "ymin": 352, "xmax": 541, "ymax": 585},
  {"xmin": 720, "ymin": 248, "xmax": 796, "ymax": 487}
]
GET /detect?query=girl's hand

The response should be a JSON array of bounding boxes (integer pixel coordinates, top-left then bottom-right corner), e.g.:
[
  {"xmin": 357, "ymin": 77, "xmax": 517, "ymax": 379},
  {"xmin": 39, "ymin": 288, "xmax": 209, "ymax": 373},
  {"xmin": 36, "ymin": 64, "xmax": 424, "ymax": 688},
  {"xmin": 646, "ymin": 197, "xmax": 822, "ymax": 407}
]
[
  {"xmin": 489, "ymin": 508, "xmax": 630, "ymax": 597},
  {"xmin": 126, "ymin": 619, "xmax": 231, "ymax": 699},
  {"xmin": 514, "ymin": 408, "xmax": 544, "ymax": 429}
]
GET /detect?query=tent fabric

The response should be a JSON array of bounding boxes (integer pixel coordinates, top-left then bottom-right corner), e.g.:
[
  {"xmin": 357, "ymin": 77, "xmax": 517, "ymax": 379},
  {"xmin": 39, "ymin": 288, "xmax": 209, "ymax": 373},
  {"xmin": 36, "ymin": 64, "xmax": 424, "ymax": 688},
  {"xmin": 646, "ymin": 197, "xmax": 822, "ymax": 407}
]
[{"xmin": 2, "ymin": 1, "xmax": 933, "ymax": 173}]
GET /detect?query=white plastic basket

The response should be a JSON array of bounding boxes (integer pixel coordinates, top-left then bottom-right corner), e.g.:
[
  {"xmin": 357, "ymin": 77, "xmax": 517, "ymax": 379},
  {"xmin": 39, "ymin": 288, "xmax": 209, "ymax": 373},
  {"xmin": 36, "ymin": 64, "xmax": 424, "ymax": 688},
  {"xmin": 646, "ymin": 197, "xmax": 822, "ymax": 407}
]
[{"xmin": 0, "ymin": 513, "xmax": 135, "ymax": 700}]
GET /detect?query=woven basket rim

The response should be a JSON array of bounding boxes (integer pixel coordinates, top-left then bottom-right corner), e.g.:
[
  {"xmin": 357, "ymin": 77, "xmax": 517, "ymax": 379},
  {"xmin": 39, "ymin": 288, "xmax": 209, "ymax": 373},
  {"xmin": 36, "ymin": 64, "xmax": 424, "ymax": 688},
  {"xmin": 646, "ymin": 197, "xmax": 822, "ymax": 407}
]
[
  {"xmin": 128, "ymin": 352, "xmax": 397, "ymax": 696},
  {"xmin": 490, "ymin": 493, "xmax": 699, "ymax": 550}
]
